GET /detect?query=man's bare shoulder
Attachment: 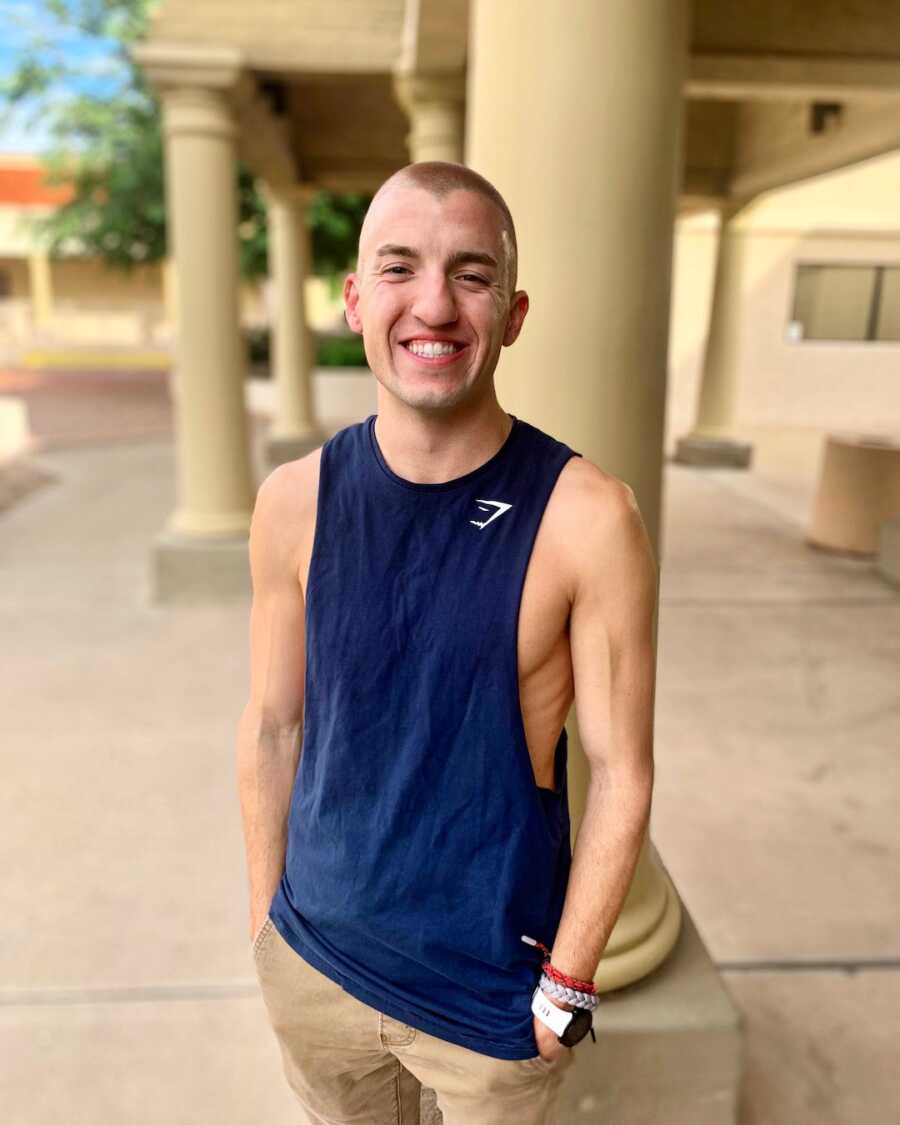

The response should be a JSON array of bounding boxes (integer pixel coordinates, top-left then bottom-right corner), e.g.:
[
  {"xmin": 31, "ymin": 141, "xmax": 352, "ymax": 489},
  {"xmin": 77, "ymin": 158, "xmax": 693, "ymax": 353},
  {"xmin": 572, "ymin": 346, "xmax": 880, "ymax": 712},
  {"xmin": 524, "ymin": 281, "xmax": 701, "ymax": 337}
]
[
  {"xmin": 254, "ymin": 446, "xmax": 322, "ymax": 523},
  {"xmin": 551, "ymin": 455, "xmax": 640, "ymax": 541},
  {"xmin": 549, "ymin": 455, "xmax": 657, "ymax": 597},
  {"xmin": 250, "ymin": 447, "xmax": 322, "ymax": 577}
]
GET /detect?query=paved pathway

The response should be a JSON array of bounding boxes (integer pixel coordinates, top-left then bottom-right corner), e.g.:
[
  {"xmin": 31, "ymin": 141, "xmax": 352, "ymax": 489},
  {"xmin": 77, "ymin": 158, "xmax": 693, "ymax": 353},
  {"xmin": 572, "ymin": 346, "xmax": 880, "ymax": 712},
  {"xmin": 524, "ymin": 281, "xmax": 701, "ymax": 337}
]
[
  {"xmin": 655, "ymin": 462, "xmax": 900, "ymax": 1125},
  {"xmin": 1, "ymin": 370, "xmax": 897, "ymax": 1123},
  {"xmin": 0, "ymin": 367, "xmax": 174, "ymax": 449}
]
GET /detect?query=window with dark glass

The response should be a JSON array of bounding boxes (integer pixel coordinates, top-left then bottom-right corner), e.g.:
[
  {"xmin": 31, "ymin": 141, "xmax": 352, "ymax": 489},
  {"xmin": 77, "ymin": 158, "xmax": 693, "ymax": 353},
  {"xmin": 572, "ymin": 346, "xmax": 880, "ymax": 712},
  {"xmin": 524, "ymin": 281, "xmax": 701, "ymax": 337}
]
[{"xmin": 790, "ymin": 263, "xmax": 900, "ymax": 342}]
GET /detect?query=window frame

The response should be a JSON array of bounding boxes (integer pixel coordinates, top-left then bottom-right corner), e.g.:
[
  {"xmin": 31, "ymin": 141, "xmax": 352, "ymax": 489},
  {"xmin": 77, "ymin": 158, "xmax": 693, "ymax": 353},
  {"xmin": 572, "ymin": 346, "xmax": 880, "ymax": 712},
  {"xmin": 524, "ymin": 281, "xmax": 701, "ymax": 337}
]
[{"xmin": 787, "ymin": 260, "xmax": 900, "ymax": 345}]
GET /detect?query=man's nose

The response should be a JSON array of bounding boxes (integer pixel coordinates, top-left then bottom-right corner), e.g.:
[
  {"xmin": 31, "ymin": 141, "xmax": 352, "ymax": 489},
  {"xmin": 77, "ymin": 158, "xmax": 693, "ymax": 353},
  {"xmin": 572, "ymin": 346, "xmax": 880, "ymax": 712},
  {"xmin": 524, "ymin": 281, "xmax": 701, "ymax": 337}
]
[{"xmin": 410, "ymin": 271, "xmax": 458, "ymax": 325}]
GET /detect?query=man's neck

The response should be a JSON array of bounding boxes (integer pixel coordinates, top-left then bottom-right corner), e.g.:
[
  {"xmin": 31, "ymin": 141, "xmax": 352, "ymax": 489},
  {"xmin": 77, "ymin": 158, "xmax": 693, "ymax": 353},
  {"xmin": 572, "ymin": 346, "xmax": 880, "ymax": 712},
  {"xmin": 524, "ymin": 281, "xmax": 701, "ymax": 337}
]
[{"xmin": 372, "ymin": 396, "xmax": 513, "ymax": 486}]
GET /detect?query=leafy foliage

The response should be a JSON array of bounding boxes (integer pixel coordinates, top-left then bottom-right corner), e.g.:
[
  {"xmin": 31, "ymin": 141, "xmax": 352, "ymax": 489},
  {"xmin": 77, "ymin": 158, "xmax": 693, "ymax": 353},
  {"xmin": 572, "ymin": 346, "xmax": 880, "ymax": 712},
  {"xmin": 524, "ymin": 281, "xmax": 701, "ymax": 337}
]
[
  {"xmin": 0, "ymin": 0, "xmax": 370, "ymax": 280},
  {"xmin": 309, "ymin": 192, "xmax": 371, "ymax": 280}
]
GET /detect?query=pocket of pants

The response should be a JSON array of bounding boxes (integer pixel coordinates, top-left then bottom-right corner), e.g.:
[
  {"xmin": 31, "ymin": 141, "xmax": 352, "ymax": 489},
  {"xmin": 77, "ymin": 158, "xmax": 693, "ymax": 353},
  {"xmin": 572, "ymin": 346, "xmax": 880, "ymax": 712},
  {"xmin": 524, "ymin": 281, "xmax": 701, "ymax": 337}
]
[
  {"xmin": 520, "ymin": 1049, "xmax": 572, "ymax": 1073},
  {"xmin": 251, "ymin": 915, "xmax": 274, "ymax": 960}
]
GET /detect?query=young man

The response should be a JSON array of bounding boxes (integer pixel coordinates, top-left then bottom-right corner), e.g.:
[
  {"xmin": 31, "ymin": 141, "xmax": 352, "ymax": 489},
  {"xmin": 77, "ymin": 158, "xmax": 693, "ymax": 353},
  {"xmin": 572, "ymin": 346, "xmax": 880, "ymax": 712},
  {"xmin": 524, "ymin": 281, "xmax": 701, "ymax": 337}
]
[{"xmin": 237, "ymin": 161, "xmax": 657, "ymax": 1124}]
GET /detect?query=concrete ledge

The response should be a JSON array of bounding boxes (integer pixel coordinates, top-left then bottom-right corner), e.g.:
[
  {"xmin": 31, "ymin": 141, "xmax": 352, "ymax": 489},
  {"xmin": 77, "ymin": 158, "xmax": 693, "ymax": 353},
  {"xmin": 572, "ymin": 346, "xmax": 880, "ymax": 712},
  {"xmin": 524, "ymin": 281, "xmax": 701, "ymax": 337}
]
[
  {"xmin": 557, "ymin": 904, "xmax": 743, "ymax": 1124},
  {"xmin": 20, "ymin": 347, "xmax": 171, "ymax": 371},
  {"xmin": 265, "ymin": 431, "xmax": 327, "ymax": 470},
  {"xmin": 674, "ymin": 435, "xmax": 753, "ymax": 468},
  {"xmin": 876, "ymin": 519, "xmax": 900, "ymax": 589},
  {"xmin": 245, "ymin": 369, "xmax": 377, "ymax": 437},
  {"xmin": 150, "ymin": 530, "xmax": 250, "ymax": 603}
]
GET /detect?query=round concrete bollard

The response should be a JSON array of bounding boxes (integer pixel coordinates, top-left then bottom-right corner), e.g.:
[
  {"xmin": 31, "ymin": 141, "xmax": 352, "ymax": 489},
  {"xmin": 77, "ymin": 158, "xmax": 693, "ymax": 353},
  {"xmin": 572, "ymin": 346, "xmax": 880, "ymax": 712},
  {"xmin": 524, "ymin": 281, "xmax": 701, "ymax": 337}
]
[
  {"xmin": 807, "ymin": 432, "xmax": 900, "ymax": 555},
  {"xmin": 0, "ymin": 396, "xmax": 32, "ymax": 462}
]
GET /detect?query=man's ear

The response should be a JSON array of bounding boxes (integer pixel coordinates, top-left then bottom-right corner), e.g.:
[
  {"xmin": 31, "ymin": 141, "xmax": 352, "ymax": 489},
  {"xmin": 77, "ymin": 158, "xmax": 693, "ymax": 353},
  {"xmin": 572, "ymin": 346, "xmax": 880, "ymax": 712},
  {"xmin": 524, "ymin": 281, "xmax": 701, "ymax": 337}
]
[
  {"xmin": 343, "ymin": 272, "xmax": 363, "ymax": 335},
  {"xmin": 502, "ymin": 289, "xmax": 530, "ymax": 347}
]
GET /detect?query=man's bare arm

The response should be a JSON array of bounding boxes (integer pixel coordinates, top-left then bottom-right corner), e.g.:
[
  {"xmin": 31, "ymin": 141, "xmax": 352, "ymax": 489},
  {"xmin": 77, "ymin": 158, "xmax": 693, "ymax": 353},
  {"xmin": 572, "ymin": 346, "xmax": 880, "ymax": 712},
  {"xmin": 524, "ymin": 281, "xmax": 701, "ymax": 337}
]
[
  {"xmin": 549, "ymin": 462, "xmax": 658, "ymax": 982},
  {"xmin": 236, "ymin": 455, "xmax": 316, "ymax": 942}
]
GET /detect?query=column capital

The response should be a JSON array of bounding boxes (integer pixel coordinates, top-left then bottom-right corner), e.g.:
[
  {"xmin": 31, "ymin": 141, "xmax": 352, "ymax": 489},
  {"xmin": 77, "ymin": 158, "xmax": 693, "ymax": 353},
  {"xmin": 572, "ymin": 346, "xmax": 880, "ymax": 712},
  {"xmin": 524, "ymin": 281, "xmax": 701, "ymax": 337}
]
[
  {"xmin": 159, "ymin": 86, "xmax": 240, "ymax": 143},
  {"xmin": 134, "ymin": 43, "xmax": 250, "ymax": 142},
  {"xmin": 132, "ymin": 42, "xmax": 248, "ymax": 97},
  {"xmin": 392, "ymin": 69, "xmax": 466, "ymax": 118},
  {"xmin": 258, "ymin": 181, "xmax": 319, "ymax": 210},
  {"xmin": 134, "ymin": 42, "xmax": 299, "ymax": 188},
  {"xmin": 392, "ymin": 70, "xmax": 466, "ymax": 164},
  {"xmin": 718, "ymin": 197, "xmax": 754, "ymax": 226}
]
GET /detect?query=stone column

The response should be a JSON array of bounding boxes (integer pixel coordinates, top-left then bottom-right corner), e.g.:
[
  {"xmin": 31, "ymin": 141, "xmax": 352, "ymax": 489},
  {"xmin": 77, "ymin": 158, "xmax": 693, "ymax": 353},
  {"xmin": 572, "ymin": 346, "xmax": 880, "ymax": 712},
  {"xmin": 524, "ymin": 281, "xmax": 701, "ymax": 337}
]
[
  {"xmin": 28, "ymin": 250, "xmax": 53, "ymax": 332},
  {"xmin": 144, "ymin": 83, "xmax": 256, "ymax": 601},
  {"xmin": 160, "ymin": 255, "xmax": 177, "ymax": 343},
  {"xmin": 393, "ymin": 72, "xmax": 465, "ymax": 163},
  {"xmin": 467, "ymin": 0, "xmax": 687, "ymax": 990},
  {"xmin": 264, "ymin": 185, "xmax": 324, "ymax": 466},
  {"xmin": 160, "ymin": 85, "xmax": 254, "ymax": 540},
  {"xmin": 675, "ymin": 202, "xmax": 754, "ymax": 467}
]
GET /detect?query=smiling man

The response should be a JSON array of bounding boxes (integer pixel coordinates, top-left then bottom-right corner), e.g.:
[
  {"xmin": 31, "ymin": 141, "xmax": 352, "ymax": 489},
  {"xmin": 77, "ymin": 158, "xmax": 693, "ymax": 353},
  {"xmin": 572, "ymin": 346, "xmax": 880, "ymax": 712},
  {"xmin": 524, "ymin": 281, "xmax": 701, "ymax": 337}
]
[{"xmin": 238, "ymin": 161, "xmax": 658, "ymax": 1124}]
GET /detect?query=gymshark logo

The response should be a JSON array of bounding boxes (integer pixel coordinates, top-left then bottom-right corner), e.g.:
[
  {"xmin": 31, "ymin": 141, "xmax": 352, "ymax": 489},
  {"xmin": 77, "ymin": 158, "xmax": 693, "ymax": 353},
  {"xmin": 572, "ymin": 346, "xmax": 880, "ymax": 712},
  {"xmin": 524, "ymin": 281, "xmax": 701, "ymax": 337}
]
[{"xmin": 469, "ymin": 499, "xmax": 513, "ymax": 529}]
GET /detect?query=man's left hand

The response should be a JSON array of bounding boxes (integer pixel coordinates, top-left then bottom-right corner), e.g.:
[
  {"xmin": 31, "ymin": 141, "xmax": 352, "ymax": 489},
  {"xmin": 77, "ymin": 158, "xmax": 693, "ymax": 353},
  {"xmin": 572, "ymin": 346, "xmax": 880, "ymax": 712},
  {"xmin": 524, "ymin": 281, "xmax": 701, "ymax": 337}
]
[{"xmin": 533, "ymin": 1013, "xmax": 570, "ymax": 1063}]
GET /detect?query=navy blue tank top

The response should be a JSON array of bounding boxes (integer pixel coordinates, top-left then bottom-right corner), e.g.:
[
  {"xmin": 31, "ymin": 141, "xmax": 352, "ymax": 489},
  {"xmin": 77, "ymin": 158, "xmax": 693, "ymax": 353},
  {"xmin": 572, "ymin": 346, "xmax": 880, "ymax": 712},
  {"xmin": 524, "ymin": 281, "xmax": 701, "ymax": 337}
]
[{"xmin": 269, "ymin": 412, "xmax": 582, "ymax": 1060}]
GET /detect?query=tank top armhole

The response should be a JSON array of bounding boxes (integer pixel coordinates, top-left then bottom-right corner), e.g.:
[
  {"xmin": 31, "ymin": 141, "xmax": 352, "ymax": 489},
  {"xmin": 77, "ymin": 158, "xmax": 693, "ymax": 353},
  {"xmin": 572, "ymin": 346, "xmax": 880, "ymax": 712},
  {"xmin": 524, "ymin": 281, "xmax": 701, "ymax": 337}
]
[{"xmin": 507, "ymin": 446, "xmax": 582, "ymax": 796}]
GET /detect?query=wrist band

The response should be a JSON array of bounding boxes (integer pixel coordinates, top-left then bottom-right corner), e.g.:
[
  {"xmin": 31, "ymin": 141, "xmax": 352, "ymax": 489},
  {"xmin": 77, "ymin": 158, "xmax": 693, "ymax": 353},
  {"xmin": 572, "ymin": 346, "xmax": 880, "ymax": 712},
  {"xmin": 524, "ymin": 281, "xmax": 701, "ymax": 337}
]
[
  {"xmin": 539, "ymin": 971, "xmax": 600, "ymax": 1011},
  {"xmin": 521, "ymin": 934, "xmax": 600, "ymax": 1011},
  {"xmin": 542, "ymin": 960, "xmax": 596, "ymax": 994}
]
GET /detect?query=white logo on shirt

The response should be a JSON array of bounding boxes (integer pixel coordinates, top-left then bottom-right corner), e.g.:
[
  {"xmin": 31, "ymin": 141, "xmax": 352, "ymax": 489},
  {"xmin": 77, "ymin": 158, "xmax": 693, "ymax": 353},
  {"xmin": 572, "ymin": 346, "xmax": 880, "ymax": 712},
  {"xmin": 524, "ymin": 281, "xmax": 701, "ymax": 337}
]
[{"xmin": 469, "ymin": 499, "xmax": 513, "ymax": 529}]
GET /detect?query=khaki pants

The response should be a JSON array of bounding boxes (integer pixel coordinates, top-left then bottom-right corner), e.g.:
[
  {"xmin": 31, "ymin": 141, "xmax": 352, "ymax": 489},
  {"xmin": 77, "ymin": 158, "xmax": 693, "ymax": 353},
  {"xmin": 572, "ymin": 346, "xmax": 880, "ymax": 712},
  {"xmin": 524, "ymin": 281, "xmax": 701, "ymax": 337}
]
[{"xmin": 252, "ymin": 915, "xmax": 576, "ymax": 1124}]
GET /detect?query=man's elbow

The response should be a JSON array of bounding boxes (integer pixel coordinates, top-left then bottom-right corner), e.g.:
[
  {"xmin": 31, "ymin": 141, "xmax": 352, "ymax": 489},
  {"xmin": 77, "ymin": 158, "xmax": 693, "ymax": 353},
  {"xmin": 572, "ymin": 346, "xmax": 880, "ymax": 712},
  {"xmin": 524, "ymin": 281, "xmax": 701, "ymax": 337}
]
[
  {"xmin": 238, "ymin": 704, "xmax": 304, "ymax": 755},
  {"xmin": 586, "ymin": 752, "xmax": 654, "ymax": 807}
]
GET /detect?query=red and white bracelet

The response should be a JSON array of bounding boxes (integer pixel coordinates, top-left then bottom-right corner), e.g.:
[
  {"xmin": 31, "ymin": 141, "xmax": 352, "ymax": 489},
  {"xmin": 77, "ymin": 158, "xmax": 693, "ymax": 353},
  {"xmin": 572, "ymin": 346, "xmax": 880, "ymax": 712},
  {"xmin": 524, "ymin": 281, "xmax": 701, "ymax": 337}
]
[{"xmin": 521, "ymin": 934, "xmax": 600, "ymax": 1011}]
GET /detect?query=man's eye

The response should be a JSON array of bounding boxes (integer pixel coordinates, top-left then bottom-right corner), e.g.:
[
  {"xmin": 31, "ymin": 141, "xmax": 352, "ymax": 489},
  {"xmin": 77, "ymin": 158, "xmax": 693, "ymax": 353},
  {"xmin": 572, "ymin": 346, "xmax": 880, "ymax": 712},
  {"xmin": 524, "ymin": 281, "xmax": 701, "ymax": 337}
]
[
  {"xmin": 383, "ymin": 265, "xmax": 411, "ymax": 276},
  {"xmin": 458, "ymin": 273, "xmax": 488, "ymax": 284}
]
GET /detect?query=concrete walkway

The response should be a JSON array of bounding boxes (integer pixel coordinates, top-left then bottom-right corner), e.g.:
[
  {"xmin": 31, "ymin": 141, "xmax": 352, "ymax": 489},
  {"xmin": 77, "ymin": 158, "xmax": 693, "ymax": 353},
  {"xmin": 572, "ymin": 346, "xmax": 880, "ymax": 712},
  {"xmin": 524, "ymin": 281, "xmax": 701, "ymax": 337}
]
[
  {"xmin": 1, "ymin": 381, "xmax": 898, "ymax": 1123},
  {"xmin": 655, "ymin": 457, "xmax": 900, "ymax": 1125}
]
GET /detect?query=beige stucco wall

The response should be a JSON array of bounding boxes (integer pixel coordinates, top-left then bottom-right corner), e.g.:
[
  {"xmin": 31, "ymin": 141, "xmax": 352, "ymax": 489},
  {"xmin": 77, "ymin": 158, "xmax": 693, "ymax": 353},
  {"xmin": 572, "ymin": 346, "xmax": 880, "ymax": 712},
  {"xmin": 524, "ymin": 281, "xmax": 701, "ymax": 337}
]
[
  {"xmin": 46, "ymin": 258, "xmax": 167, "ymax": 344},
  {"xmin": 668, "ymin": 148, "xmax": 900, "ymax": 462},
  {"xmin": 0, "ymin": 250, "xmax": 275, "ymax": 349}
]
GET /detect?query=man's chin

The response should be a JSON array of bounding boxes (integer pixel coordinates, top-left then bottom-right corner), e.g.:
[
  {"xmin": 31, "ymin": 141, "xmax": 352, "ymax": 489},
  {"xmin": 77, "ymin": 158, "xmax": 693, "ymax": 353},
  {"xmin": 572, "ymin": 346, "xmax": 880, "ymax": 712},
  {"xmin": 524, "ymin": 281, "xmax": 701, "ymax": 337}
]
[{"xmin": 374, "ymin": 372, "xmax": 472, "ymax": 413}]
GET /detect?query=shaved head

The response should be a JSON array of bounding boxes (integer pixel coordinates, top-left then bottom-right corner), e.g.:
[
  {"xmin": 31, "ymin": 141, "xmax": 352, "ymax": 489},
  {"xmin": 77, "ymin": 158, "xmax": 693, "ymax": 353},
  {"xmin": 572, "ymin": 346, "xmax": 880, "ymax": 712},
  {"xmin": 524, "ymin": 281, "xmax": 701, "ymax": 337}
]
[{"xmin": 358, "ymin": 161, "xmax": 518, "ymax": 296}]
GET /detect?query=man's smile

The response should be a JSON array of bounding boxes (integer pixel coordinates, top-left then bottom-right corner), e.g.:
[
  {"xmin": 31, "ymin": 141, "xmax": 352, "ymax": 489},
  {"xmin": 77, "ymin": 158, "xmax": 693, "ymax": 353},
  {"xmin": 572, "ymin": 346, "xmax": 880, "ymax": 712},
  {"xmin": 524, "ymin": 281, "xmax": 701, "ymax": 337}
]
[{"xmin": 398, "ymin": 338, "xmax": 469, "ymax": 365}]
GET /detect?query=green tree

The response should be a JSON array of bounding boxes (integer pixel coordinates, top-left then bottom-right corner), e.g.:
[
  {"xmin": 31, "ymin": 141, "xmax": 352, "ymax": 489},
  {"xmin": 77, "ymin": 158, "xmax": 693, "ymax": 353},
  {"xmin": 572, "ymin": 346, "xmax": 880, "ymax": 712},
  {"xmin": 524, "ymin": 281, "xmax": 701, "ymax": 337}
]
[{"xmin": 0, "ymin": 0, "xmax": 369, "ymax": 280}]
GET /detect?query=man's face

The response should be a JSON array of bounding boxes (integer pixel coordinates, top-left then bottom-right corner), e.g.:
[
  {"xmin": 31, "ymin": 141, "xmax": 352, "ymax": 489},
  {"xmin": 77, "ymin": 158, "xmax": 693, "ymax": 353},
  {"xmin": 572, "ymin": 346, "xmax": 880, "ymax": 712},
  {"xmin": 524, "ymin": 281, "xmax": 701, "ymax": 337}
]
[{"xmin": 343, "ymin": 186, "xmax": 528, "ymax": 414}]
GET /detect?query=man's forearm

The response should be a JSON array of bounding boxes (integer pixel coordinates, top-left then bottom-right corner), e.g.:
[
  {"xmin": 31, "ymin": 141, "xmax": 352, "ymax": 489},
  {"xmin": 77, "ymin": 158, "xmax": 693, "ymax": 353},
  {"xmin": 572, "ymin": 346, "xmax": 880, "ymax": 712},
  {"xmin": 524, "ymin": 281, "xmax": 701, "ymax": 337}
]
[
  {"xmin": 236, "ymin": 708, "xmax": 302, "ymax": 932},
  {"xmin": 548, "ymin": 764, "xmax": 653, "ymax": 983}
]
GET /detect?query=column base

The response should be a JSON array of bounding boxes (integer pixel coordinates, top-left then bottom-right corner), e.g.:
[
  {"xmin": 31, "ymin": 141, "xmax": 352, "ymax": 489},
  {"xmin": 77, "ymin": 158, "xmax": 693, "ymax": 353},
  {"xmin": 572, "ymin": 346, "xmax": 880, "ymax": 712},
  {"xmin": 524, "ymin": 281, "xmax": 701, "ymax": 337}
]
[
  {"xmin": 594, "ymin": 846, "xmax": 683, "ymax": 990},
  {"xmin": 265, "ymin": 430, "xmax": 327, "ymax": 470},
  {"xmin": 674, "ymin": 434, "xmax": 753, "ymax": 468},
  {"xmin": 149, "ymin": 529, "xmax": 250, "ymax": 603},
  {"xmin": 876, "ymin": 519, "xmax": 900, "ymax": 589},
  {"xmin": 559, "ymin": 905, "xmax": 743, "ymax": 1125}
]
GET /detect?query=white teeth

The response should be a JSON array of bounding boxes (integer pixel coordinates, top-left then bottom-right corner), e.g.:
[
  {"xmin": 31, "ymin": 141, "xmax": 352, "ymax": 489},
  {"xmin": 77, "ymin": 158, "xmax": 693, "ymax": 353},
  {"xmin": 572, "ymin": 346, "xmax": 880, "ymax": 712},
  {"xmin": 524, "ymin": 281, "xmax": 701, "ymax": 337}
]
[{"xmin": 406, "ymin": 340, "xmax": 460, "ymax": 358}]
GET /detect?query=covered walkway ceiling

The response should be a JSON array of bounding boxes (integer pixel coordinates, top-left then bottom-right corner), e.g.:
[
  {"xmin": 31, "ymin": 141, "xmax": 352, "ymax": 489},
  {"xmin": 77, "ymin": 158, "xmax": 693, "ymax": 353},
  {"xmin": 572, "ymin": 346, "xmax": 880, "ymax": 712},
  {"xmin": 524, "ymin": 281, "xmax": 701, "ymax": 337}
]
[{"xmin": 138, "ymin": 0, "xmax": 900, "ymax": 203}]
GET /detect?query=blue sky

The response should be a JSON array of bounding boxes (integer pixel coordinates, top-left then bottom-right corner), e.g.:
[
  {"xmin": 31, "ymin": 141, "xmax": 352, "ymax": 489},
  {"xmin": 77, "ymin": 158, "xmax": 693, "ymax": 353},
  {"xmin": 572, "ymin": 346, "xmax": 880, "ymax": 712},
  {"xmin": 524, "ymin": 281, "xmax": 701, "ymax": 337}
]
[{"xmin": 0, "ymin": 0, "xmax": 125, "ymax": 154}]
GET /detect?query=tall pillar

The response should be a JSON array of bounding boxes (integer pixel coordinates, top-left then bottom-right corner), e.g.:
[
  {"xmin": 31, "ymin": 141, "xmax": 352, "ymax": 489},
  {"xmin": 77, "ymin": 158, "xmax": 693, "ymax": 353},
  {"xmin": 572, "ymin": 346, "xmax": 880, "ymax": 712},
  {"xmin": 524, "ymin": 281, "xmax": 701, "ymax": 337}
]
[
  {"xmin": 675, "ymin": 202, "xmax": 753, "ymax": 467},
  {"xmin": 160, "ymin": 85, "xmax": 254, "ymax": 539},
  {"xmin": 264, "ymin": 185, "xmax": 324, "ymax": 466},
  {"xmin": 467, "ymin": 0, "xmax": 686, "ymax": 990},
  {"xmin": 28, "ymin": 250, "xmax": 53, "ymax": 332},
  {"xmin": 393, "ymin": 72, "xmax": 465, "ymax": 163},
  {"xmin": 160, "ymin": 255, "xmax": 177, "ymax": 342}
]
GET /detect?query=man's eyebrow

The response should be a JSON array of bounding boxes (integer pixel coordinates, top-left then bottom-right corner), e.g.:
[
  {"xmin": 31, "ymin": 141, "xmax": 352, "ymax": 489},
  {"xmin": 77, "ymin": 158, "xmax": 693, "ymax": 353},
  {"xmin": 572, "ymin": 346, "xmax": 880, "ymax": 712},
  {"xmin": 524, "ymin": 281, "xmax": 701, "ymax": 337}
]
[
  {"xmin": 447, "ymin": 250, "xmax": 499, "ymax": 271},
  {"xmin": 374, "ymin": 244, "xmax": 418, "ymax": 259},
  {"xmin": 372, "ymin": 244, "xmax": 499, "ymax": 271}
]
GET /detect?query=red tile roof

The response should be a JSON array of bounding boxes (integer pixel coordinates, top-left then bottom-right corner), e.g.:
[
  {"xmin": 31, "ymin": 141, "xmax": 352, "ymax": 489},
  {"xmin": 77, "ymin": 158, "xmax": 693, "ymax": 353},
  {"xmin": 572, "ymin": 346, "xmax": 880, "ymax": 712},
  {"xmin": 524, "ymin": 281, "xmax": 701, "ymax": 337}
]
[{"xmin": 0, "ymin": 163, "xmax": 74, "ymax": 207}]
